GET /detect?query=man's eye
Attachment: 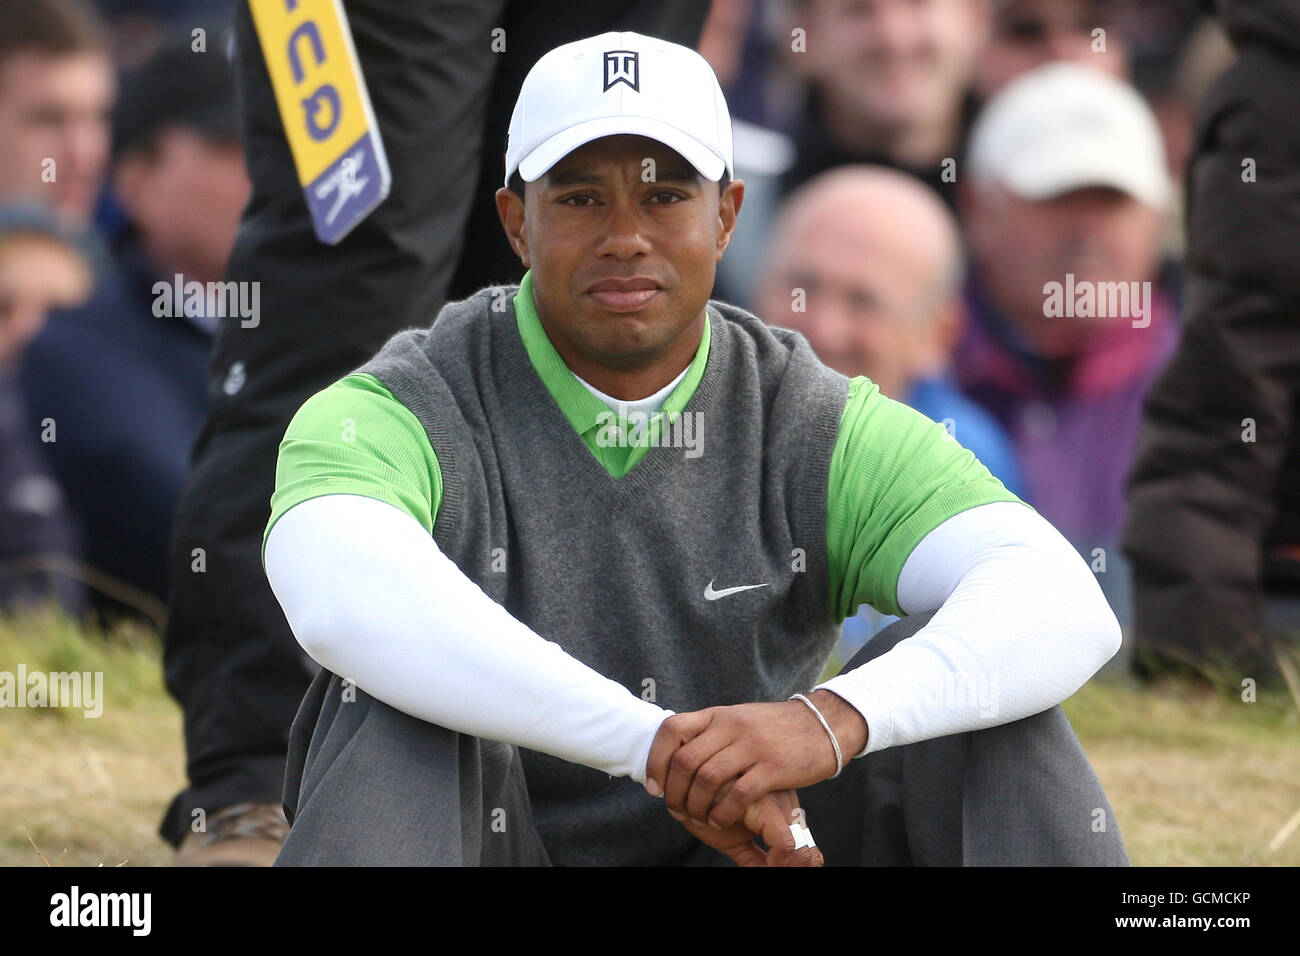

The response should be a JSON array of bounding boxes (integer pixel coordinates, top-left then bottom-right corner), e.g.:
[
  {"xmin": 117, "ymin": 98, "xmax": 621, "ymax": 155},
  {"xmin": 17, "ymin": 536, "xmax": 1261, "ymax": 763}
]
[
  {"xmin": 27, "ymin": 108, "xmax": 65, "ymax": 128},
  {"xmin": 562, "ymin": 194, "xmax": 597, "ymax": 206},
  {"xmin": 649, "ymin": 191, "xmax": 683, "ymax": 204}
]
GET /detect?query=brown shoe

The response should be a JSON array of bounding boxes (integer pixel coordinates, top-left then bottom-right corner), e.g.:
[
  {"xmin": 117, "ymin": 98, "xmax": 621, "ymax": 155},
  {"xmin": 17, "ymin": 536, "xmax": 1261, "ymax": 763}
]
[{"xmin": 175, "ymin": 802, "xmax": 290, "ymax": 866}]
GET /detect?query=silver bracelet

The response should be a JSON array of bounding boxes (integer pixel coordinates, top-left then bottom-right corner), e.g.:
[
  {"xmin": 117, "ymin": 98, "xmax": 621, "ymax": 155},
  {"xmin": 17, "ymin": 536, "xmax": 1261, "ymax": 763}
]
[{"xmin": 790, "ymin": 692, "xmax": 843, "ymax": 779}]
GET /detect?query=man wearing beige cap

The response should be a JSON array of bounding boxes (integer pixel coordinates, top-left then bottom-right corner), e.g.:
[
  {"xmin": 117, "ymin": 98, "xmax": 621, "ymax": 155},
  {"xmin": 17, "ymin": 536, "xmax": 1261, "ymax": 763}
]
[
  {"xmin": 957, "ymin": 62, "xmax": 1177, "ymax": 575},
  {"xmin": 263, "ymin": 33, "xmax": 1129, "ymax": 866}
]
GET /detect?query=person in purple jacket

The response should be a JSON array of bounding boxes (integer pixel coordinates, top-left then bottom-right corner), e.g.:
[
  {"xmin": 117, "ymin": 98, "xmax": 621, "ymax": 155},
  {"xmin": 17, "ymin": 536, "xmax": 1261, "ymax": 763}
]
[{"xmin": 956, "ymin": 63, "xmax": 1178, "ymax": 631}]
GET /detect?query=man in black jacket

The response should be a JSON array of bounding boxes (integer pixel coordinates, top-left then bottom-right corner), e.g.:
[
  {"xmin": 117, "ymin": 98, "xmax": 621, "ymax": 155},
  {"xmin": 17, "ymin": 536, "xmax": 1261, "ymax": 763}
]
[{"xmin": 1122, "ymin": 0, "xmax": 1300, "ymax": 680}]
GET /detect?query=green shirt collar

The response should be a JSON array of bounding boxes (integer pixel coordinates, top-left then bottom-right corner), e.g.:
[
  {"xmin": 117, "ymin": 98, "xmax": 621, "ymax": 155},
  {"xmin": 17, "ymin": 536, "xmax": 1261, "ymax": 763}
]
[{"xmin": 512, "ymin": 269, "xmax": 711, "ymax": 440}]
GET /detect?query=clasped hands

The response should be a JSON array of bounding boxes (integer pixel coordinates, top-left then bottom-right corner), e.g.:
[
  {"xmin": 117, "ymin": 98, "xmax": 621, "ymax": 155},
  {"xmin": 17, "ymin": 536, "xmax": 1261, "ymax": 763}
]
[{"xmin": 642, "ymin": 689, "xmax": 868, "ymax": 867}]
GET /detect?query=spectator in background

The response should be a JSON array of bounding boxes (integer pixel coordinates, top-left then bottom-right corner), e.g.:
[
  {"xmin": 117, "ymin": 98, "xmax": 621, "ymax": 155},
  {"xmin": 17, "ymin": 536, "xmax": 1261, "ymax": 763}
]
[
  {"xmin": 0, "ymin": 0, "xmax": 114, "ymax": 228},
  {"xmin": 0, "ymin": 205, "xmax": 93, "ymax": 614},
  {"xmin": 956, "ymin": 62, "xmax": 1176, "ymax": 631},
  {"xmin": 975, "ymin": 2, "xmax": 1231, "ymax": 267},
  {"xmin": 0, "ymin": 0, "xmax": 111, "ymax": 615},
  {"xmin": 713, "ymin": 0, "xmax": 991, "ymax": 306},
  {"xmin": 91, "ymin": 1, "xmax": 236, "ymax": 69},
  {"xmin": 1123, "ymin": 0, "xmax": 1300, "ymax": 682},
  {"xmin": 700, "ymin": 0, "xmax": 801, "ymax": 309},
  {"xmin": 974, "ymin": 0, "xmax": 1128, "ymax": 98},
  {"xmin": 19, "ymin": 41, "xmax": 247, "ymax": 625},
  {"xmin": 779, "ymin": 0, "xmax": 992, "ymax": 209},
  {"xmin": 1129, "ymin": 9, "xmax": 1234, "ymax": 262},
  {"xmin": 755, "ymin": 165, "xmax": 1024, "ymax": 660}
]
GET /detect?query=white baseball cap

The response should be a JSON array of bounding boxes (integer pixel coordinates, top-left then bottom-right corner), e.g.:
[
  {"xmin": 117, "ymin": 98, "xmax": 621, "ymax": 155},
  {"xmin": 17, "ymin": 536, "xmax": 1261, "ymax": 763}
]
[
  {"xmin": 967, "ymin": 62, "xmax": 1170, "ymax": 209},
  {"xmin": 503, "ymin": 31, "xmax": 734, "ymax": 188}
]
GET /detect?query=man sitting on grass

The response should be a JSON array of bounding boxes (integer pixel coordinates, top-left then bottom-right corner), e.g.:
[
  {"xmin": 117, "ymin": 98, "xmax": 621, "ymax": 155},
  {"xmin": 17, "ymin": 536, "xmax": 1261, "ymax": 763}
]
[{"xmin": 262, "ymin": 31, "xmax": 1128, "ymax": 866}]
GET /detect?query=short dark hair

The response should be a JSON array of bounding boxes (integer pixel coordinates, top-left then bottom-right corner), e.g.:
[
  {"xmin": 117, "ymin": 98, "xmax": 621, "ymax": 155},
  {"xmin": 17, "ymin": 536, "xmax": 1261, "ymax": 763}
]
[
  {"xmin": 0, "ymin": 0, "xmax": 108, "ymax": 68},
  {"xmin": 507, "ymin": 168, "xmax": 731, "ymax": 201},
  {"xmin": 112, "ymin": 39, "xmax": 239, "ymax": 162}
]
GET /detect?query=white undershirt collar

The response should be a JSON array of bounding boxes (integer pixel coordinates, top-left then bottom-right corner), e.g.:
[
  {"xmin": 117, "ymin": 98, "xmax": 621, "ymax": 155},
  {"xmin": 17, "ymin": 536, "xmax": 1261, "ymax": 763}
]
[{"xmin": 573, "ymin": 364, "xmax": 689, "ymax": 417}]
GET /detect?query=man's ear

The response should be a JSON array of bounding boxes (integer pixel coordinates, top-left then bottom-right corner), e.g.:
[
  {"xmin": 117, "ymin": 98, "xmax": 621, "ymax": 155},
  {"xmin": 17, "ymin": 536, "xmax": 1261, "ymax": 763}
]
[
  {"xmin": 715, "ymin": 178, "xmax": 745, "ymax": 260},
  {"xmin": 495, "ymin": 186, "xmax": 530, "ymax": 267},
  {"xmin": 930, "ymin": 298, "xmax": 965, "ymax": 362}
]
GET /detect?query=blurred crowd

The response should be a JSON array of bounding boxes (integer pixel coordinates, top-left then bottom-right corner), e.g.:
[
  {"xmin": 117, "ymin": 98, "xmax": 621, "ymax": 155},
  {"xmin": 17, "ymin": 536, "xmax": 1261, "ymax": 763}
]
[
  {"xmin": 0, "ymin": 0, "xmax": 1295, "ymax": 680},
  {"xmin": 0, "ymin": 0, "xmax": 241, "ymax": 630}
]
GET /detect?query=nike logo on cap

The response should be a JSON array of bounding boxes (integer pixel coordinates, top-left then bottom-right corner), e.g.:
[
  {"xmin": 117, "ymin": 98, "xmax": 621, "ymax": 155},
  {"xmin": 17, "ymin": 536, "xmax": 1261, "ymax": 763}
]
[{"xmin": 704, "ymin": 579, "xmax": 770, "ymax": 601}]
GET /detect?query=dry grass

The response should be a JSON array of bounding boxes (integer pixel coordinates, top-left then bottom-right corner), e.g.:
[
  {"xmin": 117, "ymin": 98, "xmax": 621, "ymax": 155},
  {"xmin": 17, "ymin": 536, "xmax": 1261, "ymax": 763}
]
[
  {"xmin": 1, "ymin": 604, "xmax": 181, "ymax": 867},
  {"xmin": 2, "ymin": 602, "xmax": 1298, "ymax": 866},
  {"xmin": 1062, "ymin": 666, "xmax": 1300, "ymax": 865}
]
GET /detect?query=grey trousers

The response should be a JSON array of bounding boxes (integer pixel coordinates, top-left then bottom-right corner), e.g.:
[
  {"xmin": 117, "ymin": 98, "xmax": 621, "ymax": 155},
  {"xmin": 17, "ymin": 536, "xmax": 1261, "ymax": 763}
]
[{"xmin": 275, "ymin": 611, "xmax": 1130, "ymax": 866}]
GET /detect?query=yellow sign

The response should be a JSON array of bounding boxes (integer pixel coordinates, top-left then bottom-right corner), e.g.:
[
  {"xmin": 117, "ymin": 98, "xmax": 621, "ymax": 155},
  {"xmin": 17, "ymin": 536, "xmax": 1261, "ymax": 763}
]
[{"xmin": 249, "ymin": 0, "xmax": 390, "ymax": 243}]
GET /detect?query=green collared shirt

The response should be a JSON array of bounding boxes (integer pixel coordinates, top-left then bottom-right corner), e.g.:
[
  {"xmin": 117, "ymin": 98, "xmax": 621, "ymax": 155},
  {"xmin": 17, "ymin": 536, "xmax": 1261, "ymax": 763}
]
[{"xmin": 513, "ymin": 270, "xmax": 711, "ymax": 479}]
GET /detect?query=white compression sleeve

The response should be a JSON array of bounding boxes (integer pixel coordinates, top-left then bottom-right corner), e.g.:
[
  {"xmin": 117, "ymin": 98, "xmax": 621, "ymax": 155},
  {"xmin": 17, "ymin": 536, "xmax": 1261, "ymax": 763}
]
[
  {"xmin": 816, "ymin": 500, "xmax": 1122, "ymax": 756},
  {"xmin": 263, "ymin": 493, "xmax": 672, "ymax": 782}
]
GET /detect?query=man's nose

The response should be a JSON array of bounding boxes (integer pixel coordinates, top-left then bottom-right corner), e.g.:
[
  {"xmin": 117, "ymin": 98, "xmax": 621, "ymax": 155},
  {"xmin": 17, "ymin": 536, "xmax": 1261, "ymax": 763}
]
[
  {"xmin": 595, "ymin": 199, "xmax": 652, "ymax": 259},
  {"xmin": 64, "ymin": 116, "xmax": 110, "ymax": 181},
  {"xmin": 800, "ymin": 303, "xmax": 850, "ymax": 357},
  {"xmin": 1047, "ymin": 30, "xmax": 1089, "ymax": 61}
]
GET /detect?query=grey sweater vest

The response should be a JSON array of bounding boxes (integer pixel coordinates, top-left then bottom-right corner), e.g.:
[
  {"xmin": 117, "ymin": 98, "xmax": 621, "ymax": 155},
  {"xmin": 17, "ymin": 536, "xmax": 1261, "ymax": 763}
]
[{"xmin": 355, "ymin": 285, "xmax": 849, "ymax": 865}]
